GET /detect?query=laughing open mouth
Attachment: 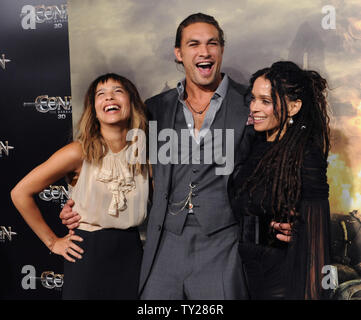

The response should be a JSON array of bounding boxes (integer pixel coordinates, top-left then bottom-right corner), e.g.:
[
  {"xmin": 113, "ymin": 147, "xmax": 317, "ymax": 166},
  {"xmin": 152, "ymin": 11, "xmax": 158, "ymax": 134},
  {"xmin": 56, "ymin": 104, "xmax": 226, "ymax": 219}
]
[
  {"xmin": 104, "ymin": 105, "xmax": 120, "ymax": 112},
  {"xmin": 196, "ymin": 62, "xmax": 214, "ymax": 70}
]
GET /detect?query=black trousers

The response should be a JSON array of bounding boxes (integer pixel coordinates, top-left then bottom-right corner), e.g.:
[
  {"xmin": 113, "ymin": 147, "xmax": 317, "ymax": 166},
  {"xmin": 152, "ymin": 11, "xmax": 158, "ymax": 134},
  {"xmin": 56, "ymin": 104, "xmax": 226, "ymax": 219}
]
[
  {"xmin": 62, "ymin": 227, "xmax": 143, "ymax": 300},
  {"xmin": 239, "ymin": 242, "xmax": 287, "ymax": 300}
]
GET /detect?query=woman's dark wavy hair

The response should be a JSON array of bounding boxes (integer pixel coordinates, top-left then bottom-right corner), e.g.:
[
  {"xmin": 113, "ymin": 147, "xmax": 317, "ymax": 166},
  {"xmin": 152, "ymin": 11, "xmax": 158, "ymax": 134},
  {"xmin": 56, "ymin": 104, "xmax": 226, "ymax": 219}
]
[{"xmin": 241, "ymin": 61, "xmax": 330, "ymax": 222}]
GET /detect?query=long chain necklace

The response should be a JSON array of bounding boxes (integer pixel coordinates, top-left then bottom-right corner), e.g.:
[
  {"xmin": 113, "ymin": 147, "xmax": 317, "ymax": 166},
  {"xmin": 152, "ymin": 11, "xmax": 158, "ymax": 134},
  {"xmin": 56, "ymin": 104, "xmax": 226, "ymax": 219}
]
[{"xmin": 186, "ymin": 99, "xmax": 211, "ymax": 114}]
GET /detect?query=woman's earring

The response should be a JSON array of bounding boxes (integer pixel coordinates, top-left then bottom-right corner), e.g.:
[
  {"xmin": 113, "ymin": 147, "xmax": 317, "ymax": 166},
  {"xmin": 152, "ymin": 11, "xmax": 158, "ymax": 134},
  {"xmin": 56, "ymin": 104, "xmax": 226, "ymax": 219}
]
[{"xmin": 288, "ymin": 117, "xmax": 294, "ymax": 125}]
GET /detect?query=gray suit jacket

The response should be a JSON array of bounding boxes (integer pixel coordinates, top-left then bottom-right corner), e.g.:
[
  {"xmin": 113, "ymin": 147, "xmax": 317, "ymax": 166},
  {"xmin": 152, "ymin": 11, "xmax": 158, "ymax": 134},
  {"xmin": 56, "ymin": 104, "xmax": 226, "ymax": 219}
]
[{"xmin": 139, "ymin": 77, "xmax": 253, "ymax": 294}]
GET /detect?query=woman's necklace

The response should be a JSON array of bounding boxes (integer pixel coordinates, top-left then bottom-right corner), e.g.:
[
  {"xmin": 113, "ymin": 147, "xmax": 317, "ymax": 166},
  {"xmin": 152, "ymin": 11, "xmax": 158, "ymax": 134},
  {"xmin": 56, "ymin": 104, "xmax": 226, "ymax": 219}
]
[{"xmin": 186, "ymin": 99, "xmax": 211, "ymax": 114}]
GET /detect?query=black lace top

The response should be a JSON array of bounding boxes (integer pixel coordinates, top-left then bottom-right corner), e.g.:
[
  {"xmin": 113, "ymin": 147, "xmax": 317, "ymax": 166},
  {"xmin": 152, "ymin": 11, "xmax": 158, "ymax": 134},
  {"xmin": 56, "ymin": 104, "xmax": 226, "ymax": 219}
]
[{"xmin": 230, "ymin": 133, "xmax": 331, "ymax": 299}]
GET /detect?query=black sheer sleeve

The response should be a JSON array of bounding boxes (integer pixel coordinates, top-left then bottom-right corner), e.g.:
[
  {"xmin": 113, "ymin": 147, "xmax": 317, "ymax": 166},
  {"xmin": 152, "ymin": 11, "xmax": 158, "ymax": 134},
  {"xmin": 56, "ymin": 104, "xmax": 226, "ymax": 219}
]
[{"xmin": 286, "ymin": 146, "xmax": 331, "ymax": 299}]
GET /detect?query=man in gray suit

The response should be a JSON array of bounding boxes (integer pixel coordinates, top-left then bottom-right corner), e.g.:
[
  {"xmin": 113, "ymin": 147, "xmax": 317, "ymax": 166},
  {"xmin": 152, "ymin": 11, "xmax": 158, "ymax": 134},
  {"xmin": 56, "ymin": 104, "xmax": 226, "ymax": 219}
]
[
  {"xmin": 139, "ymin": 13, "xmax": 251, "ymax": 299},
  {"xmin": 60, "ymin": 13, "xmax": 290, "ymax": 299}
]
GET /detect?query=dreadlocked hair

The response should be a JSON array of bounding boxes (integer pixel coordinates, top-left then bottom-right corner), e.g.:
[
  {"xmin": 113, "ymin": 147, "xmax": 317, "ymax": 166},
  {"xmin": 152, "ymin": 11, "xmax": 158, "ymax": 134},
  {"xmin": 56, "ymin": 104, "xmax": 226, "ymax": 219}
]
[{"xmin": 240, "ymin": 61, "xmax": 330, "ymax": 223}]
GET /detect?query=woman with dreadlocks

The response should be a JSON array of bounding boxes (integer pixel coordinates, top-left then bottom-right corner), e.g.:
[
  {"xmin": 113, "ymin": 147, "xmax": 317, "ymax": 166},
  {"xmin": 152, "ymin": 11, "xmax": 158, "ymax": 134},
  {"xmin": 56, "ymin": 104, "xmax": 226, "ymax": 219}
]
[{"xmin": 230, "ymin": 61, "xmax": 331, "ymax": 299}]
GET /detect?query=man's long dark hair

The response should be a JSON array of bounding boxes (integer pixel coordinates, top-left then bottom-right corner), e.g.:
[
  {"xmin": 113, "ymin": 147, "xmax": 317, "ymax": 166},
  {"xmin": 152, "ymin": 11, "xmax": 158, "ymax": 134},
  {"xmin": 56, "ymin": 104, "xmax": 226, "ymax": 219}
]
[
  {"xmin": 240, "ymin": 61, "xmax": 331, "ymax": 222},
  {"xmin": 174, "ymin": 13, "xmax": 225, "ymax": 65},
  {"xmin": 174, "ymin": 12, "xmax": 225, "ymax": 48}
]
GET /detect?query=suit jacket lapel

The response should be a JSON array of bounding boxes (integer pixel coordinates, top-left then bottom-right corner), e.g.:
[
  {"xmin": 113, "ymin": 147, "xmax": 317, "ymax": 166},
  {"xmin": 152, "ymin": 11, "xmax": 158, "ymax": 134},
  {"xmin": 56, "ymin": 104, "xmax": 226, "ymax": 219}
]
[
  {"xmin": 158, "ymin": 90, "xmax": 178, "ymax": 193},
  {"xmin": 223, "ymin": 80, "xmax": 250, "ymax": 183},
  {"xmin": 224, "ymin": 82, "xmax": 249, "ymax": 135}
]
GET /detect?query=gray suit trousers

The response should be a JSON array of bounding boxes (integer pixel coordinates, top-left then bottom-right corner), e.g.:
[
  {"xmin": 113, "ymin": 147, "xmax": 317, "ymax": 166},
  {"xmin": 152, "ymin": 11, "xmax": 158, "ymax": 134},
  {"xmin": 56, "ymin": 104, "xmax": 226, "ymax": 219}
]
[{"xmin": 140, "ymin": 214, "xmax": 248, "ymax": 300}]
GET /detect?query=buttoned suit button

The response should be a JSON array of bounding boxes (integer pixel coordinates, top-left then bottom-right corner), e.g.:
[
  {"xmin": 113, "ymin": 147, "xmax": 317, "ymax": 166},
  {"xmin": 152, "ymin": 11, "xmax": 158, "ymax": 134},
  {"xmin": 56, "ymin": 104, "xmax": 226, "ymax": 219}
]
[{"xmin": 157, "ymin": 225, "xmax": 162, "ymax": 231}]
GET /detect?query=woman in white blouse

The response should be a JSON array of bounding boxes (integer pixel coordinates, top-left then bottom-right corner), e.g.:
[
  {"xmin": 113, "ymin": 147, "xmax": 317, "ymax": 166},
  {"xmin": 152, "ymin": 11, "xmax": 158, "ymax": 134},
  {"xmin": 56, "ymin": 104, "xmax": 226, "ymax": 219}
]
[{"xmin": 11, "ymin": 73, "xmax": 149, "ymax": 299}]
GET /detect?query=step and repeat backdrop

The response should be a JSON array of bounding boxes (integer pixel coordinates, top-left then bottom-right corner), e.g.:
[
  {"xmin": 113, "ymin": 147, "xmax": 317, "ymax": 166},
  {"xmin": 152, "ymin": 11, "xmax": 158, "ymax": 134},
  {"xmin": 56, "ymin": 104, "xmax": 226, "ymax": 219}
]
[
  {"xmin": 0, "ymin": 0, "xmax": 71, "ymax": 299},
  {"xmin": 1, "ymin": 0, "xmax": 361, "ymax": 300}
]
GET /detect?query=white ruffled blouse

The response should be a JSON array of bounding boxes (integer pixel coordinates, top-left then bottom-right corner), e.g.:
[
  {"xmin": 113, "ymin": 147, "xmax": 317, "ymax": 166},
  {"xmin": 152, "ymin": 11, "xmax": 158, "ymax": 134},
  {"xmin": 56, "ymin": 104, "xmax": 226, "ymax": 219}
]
[{"xmin": 69, "ymin": 146, "xmax": 148, "ymax": 232}]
